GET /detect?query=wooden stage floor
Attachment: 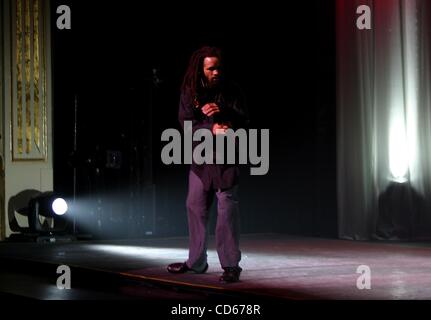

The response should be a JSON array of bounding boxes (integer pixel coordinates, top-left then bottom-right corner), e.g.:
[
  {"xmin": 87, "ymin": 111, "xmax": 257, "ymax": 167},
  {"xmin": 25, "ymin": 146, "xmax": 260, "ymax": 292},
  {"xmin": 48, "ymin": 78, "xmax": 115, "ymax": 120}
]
[{"xmin": 1, "ymin": 233, "xmax": 431, "ymax": 300}]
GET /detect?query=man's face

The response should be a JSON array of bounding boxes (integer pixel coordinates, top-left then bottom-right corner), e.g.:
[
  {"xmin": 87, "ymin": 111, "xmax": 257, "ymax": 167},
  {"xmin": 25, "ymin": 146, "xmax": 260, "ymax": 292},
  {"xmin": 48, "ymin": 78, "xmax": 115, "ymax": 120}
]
[{"xmin": 203, "ymin": 56, "xmax": 221, "ymax": 87}]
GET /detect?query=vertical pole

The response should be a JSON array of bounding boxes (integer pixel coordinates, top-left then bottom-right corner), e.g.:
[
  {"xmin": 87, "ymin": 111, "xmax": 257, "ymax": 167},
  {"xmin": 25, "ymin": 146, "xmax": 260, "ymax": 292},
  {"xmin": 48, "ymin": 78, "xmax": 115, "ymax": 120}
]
[{"xmin": 72, "ymin": 94, "xmax": 77, "ymax": 234}]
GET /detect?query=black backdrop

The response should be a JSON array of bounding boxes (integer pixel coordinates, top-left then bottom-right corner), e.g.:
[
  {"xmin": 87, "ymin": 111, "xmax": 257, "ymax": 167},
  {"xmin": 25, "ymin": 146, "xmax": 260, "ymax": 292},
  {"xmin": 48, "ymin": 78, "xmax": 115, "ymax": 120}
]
[{"xmin": 51, "ymin": 0, "xmax": 336, "ymax": 239}]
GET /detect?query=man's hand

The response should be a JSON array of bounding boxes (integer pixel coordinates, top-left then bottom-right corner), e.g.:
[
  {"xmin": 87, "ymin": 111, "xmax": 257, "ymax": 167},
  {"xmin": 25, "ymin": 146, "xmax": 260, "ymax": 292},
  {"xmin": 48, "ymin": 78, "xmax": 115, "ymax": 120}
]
[
  {"xmin": 201, "ymin": 103, "xmax": 220, "ymax": 117},
  {"xmin": 212, "ymin": 123, "xmax": 230, "ymax": 135}
]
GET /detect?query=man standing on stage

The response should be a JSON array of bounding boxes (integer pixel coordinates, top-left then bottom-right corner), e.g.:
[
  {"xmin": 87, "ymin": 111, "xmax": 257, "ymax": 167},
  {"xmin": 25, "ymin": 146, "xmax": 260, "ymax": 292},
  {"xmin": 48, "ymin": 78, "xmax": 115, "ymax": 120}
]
[{"xmin": 167, "ymin": 46, "xmax": 249, "ymax": 283}]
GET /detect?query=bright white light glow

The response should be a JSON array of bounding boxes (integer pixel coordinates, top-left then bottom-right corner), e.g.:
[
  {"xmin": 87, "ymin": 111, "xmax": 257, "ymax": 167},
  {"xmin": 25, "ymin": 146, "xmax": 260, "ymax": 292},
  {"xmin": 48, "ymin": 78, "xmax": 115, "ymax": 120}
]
[
  {"xmin": 52, "ymin": 198, "xmax": 68, "ymax": 215},
  {"xmin": 389, "ymin": 116, "xmax": 409, "ymax": 183},
  {"xmin": 388, "ymin": 0, "xmax": 418, "ymax": 185},
  {"xmin": 87, "ymin": 245, "xmax": 189, "ymax": 260}
]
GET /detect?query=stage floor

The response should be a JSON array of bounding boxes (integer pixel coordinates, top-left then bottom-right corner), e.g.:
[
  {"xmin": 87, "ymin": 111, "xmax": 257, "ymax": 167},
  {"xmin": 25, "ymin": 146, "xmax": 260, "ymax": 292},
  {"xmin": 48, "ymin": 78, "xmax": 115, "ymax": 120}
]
[{"xmin": 1, "ymin": 233, "xmax": 431, "ymax": 300}]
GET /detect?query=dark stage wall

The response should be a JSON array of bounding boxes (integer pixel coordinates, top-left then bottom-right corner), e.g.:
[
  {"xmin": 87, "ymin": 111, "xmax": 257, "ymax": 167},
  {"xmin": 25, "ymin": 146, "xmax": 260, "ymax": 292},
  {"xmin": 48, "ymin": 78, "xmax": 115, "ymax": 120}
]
[{"xmin": 51, "ymin": 0, "xmax": 336, "ymax": 238}]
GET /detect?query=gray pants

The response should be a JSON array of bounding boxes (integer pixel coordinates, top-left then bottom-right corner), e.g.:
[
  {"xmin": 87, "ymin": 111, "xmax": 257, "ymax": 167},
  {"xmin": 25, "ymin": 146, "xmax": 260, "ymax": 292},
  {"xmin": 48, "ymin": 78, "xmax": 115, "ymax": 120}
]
[{"xmin": 186, "ymin": 170, "xmax": 241, "ymax": 271}]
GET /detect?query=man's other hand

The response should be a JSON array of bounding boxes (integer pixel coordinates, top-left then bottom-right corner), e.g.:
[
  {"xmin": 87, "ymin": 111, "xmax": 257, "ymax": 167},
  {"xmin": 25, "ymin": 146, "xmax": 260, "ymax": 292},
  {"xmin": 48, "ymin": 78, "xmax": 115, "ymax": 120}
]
[{"xmin": 212, "ymin": 123, "xmax": 230, "ymax": 135}]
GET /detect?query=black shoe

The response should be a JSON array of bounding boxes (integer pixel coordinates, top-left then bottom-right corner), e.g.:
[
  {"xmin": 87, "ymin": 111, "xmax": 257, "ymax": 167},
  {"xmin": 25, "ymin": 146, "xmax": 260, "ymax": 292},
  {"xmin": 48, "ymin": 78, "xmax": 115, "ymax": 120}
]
[
  {"xmin": 167, "ymin": 262, "xmax": 208, "ymax": 274},
  {"xmin": 219, "ymin": 267, "xmax": 242, "ymax": 283},
  {"xmin": 167, "ymin": 262, "xmax": 189, "ymax": 274}
]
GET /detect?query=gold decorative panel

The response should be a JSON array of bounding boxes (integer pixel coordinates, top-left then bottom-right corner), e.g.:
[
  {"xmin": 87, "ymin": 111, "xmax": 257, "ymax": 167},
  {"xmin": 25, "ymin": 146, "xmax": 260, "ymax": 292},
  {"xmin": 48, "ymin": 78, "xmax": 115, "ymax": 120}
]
[{"xmin": 11, "ymin": 0, "xmax": 47, "ymax": 161}]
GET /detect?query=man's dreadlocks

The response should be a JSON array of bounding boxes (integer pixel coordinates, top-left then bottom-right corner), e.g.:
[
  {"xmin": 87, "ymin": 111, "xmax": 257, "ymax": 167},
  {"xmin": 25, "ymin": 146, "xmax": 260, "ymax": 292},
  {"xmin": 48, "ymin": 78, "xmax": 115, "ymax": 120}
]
[{"xmin": 181, "ymin": 46, "xmax": 222, "ymax": 107}]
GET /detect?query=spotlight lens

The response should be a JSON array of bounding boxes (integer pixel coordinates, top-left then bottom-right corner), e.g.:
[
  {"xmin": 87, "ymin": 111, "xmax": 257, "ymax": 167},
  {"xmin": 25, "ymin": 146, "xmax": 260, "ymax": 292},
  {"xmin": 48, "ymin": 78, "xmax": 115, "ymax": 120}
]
[{"xmin": 52, "ymin": 198, "xmax": 68, "ymax": 215}]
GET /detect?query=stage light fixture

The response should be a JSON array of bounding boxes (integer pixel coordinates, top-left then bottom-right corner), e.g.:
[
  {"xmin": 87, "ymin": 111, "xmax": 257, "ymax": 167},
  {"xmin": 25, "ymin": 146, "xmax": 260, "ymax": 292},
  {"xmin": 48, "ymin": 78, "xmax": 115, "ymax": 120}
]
[
  {"xmin": 27, "ymin": 191, "xmax": 69, "ymax": 233},
  {"xmin": 52, "ymin": 198, "xmax": 68, "ymax": 216}
]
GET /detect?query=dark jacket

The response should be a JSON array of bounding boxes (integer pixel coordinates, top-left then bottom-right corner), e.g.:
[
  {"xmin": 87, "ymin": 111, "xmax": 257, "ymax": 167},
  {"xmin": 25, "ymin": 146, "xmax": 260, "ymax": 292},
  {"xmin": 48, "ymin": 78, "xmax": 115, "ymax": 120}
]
[{"xmin": 178, "ymin": 82, "xmax": 249, "ymax": 191}]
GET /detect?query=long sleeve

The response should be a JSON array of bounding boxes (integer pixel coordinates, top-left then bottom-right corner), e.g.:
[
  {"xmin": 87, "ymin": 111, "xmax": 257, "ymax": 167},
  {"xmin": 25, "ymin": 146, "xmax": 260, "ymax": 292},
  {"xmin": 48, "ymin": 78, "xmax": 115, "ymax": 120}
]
[
  {"xmin": 178, "ymin": 90, "xmax": 213, "ymax": 132},
  {"xmin": 178, "ymin": 84, "xmax": 247, "ymax": 191},
  {"xmin": 225, "ymin": 86, "xmax": 250, "ymax": 130}
]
